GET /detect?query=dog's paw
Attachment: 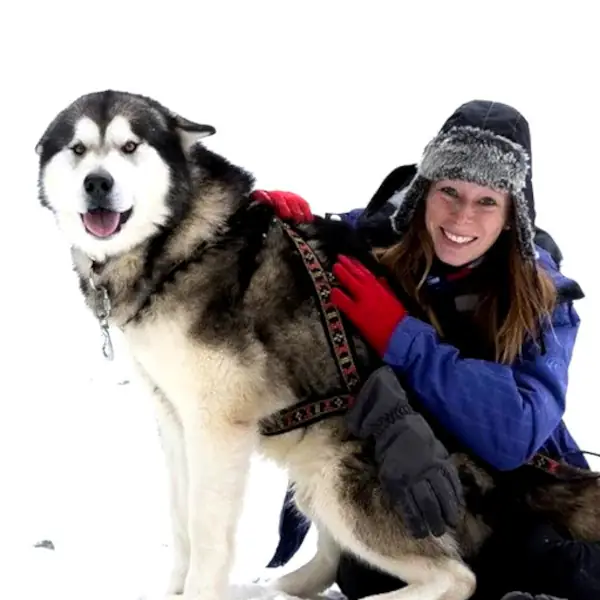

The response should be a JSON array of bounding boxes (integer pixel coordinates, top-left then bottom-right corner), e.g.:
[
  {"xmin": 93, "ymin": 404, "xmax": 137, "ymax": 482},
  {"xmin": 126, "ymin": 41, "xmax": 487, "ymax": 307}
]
[
  {"xmin": 165, "ymin": 582, "xmax": 184, "ymax": 596},
  {"xmin": 165, "ymin": 563, "xmax": 187, "ymax": 595}
]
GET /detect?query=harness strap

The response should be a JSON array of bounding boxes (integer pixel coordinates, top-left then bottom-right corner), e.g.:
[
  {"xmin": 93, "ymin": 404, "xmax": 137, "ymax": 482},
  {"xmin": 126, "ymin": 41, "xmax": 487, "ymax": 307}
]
[
  {"xmin": 280, "ymin": 221, "xmax": 361, "ymax": 394},
  {"xmin": 258, "ymin": 220, "xmax": 360, "ymax": 436},
  {"xmin": 527, "ymin": 451, "xmax": 600, "ymax": 482},
  {"xmin": 259, "ymin": 394, "xmax": 356, "ymax": 436}
]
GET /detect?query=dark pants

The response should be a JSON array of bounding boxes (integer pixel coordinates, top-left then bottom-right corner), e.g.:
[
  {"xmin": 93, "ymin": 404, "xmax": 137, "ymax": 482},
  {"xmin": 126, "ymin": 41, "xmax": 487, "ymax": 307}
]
[{"xmin": 336, "ymin": 519, "xmax": 600, "ymax": 600}]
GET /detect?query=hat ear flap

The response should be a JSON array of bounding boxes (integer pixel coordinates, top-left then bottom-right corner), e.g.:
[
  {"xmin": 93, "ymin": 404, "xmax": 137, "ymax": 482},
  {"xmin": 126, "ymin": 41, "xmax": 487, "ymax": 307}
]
[{"xmin": 390, "ymin": 175, "xmax": 431, "ymax": 235}]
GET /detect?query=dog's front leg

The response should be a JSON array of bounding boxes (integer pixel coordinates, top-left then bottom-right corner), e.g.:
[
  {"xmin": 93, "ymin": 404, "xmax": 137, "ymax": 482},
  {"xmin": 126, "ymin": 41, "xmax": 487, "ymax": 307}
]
[
  {"xmin": 153, "ymin": 391, "xmax": 190, "ymax": 595},
  {"xmin": 181, "ymin": 407, "xmax": 257, "ymax": 600},
  {"xmin": 134, "ymin": 362, "xmax": 191, "ymax": 595}
]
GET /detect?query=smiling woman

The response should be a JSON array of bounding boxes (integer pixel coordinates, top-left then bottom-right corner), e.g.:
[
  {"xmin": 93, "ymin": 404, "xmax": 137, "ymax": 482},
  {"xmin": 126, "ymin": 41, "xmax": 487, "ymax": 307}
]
[{"xmin": 425, "ymin": 179, "xmax": 510, "ymax": 267}]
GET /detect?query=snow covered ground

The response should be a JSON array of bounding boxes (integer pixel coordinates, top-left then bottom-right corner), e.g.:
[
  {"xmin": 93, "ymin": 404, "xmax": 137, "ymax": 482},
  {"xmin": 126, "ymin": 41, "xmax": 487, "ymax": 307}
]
[
  {"xmin": 0, "ymin": 313, "xmax": 323, "ymax": 600},
  {"xmin": 1, "ymin": 3, "xmax": 598, "ymax": 599}
]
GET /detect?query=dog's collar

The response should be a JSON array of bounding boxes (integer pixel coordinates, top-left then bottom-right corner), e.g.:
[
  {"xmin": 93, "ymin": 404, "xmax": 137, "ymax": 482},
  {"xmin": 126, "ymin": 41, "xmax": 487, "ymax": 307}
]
[
  {"xmin": 88, "ymin": 267, "xmax": 114, "ymax": 361},
  {"xmin": 70, "ymin": 252, "xmax": 115, "ymax": 361}
]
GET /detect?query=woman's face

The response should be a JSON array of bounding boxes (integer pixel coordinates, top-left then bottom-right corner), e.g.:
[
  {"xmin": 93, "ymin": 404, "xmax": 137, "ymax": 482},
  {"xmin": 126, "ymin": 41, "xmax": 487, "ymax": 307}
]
[{"xmin": 425, "ymin": 179, "xmax": 511, "ymax": 267}]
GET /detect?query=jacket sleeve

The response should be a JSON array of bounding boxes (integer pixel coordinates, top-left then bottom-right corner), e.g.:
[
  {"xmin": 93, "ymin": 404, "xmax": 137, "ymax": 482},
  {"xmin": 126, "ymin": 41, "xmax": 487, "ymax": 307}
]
[
  {"xmin": 381, "ymin": 301, "xmax": 581, "ymax": 471},
  {"xmin": 326, "ymin": 208, "xmax": 365, "ymax": 227}
]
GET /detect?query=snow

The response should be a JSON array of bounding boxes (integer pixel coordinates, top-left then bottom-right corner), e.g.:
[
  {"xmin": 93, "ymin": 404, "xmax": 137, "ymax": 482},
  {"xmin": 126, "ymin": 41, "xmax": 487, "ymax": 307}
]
[
  {"xmin": 0, "ymin": 360, "xmax": 325, "ymax": 599},
  {"xmin": 0, "ymin": 546, "xmax": 344, "ymax": 600},
  {"xmin": 1, "ymin": 3, "xmax": 599, "ymax": 599}
]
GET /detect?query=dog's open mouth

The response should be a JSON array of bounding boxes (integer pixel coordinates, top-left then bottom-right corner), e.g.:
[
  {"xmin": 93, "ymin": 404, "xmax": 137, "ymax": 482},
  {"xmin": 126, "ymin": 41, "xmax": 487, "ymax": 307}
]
[{"xmin": 81, "ymin": 208, "xmax": 133, "ymax": 238}]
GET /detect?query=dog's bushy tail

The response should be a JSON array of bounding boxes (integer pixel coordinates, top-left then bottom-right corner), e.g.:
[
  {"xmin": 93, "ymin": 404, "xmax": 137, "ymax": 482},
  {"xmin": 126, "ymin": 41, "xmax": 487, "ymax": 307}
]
[
  {"xmin": 454, "ymin": 453, "xmax": 600, "ymax": 544},
  {"xmin": 524, "ymin": 472, "xmax": 600, "ymax": 542}
]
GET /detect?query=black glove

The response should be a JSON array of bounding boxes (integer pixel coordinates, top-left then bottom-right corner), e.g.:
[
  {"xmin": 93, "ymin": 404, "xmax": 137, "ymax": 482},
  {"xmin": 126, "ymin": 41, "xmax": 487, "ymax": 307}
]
[{"xmin": 346, "ymin": 366, "xmax": 463, "ymax": 539}]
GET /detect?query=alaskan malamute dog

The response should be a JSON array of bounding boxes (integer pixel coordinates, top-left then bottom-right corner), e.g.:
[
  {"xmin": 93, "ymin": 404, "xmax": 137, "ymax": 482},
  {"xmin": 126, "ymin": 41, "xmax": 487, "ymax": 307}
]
[{"xmin": 35, "ymin": 90, "xmax": 600, "ymax": 600}]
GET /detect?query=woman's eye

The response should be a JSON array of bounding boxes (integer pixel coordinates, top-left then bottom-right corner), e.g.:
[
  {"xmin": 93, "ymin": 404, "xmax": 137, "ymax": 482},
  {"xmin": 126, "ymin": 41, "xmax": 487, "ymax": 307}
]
[{"xmin": 440, "ymin": 187, "xmax": 458, "ymax": 198}]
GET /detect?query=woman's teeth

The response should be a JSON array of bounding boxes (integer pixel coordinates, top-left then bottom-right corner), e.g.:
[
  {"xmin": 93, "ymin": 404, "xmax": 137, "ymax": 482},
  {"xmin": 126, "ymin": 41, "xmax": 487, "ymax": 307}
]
[{"xmin": 442, "ymin": 228, "xmax": 476, "ymax": 245}]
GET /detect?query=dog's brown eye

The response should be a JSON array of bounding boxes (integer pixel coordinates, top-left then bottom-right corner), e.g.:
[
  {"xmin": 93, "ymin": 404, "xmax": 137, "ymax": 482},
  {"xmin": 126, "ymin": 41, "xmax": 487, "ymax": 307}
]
[
  {"xmin": 122, "ymin": 141, "xmax": 139, "ymax": 154},
  {"xmin": 71, "ymin": 142, "xmax": 86, "ymax": 156}
]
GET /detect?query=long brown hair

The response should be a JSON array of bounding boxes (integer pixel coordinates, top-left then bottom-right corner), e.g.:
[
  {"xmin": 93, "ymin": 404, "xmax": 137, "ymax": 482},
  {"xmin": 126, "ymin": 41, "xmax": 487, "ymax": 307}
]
[{"xmin": 376, "ymin": 202, "xmax": 557, "ymax": 364}]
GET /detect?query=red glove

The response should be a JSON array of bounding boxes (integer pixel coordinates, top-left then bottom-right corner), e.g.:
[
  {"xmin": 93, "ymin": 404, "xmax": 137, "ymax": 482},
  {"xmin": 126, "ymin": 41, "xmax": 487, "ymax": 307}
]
[
  {"xmin": 331, "ymin": 255, "xmax": 407, "ymax": 357},
  {"xmin": 251, "ymin": 190, "xmax": 314, "ymax": 223}
]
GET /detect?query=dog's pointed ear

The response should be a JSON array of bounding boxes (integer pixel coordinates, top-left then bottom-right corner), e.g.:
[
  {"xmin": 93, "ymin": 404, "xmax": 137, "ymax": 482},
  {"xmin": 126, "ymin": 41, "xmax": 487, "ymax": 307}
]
[
  {"xmin": 35, "ymin": 132, "xmax": 48, "ymax": 156},
  {"xmin": 173, "ymin": 114, "xmax": 216, "ymax": 153}
]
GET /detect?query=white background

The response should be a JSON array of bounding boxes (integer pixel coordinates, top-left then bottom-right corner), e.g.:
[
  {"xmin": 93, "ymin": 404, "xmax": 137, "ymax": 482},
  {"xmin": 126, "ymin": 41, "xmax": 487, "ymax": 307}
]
[{"xmin": 0, "ymin": 1, "xmax": 598, "ymax": 598}]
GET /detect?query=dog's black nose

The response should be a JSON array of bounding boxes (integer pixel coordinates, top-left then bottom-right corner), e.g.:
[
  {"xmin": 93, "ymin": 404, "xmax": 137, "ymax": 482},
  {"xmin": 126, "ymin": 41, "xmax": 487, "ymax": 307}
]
[{"xmin": 84, "ymin": 171, "xmax": 114, "ymax": 205}]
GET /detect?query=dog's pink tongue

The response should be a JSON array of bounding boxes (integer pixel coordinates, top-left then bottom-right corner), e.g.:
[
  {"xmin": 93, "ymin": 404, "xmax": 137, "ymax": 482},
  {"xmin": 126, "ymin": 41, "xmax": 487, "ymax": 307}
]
[{"xmin": 82, "ymin": 210, "xmax": 121, "ymax": 237}]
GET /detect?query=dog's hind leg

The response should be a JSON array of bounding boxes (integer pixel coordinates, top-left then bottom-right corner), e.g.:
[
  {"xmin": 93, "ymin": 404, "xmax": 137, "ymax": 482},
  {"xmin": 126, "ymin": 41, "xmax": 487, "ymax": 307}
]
[
  {"xmin": 334, "ymin": 525, "xmax": 476, "ymax": 600},
  {"xmin": 268, "ymin": 522, "xmax": 341, "ymax": 598},
  {"xmin": 300, "ymin": 462, "xmax": 476, "ymax": 600},
  {"xmin": 271, "ymin": 527, "xmax": 475, "ymax": 600},
  {"xmin": 353, "ymin": 556, "xmax": 476, "ymax": 600}
]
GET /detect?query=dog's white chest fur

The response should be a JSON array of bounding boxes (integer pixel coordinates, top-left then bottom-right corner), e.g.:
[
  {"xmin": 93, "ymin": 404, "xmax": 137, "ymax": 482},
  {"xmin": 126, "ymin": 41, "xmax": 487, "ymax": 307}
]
[
  {"xmin": 125, "ymin": 313, "xmax": 207, "ymax": 407},
  {"xmin": 123, "ymin": 312, "xmax": 270, "ymax": 427}
]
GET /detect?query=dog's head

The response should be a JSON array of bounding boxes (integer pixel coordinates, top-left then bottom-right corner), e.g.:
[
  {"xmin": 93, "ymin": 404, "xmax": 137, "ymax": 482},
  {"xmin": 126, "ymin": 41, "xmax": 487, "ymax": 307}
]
[{"xmin": 36, "ymin": 90, "xmax": 215, "ymax": 261}]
